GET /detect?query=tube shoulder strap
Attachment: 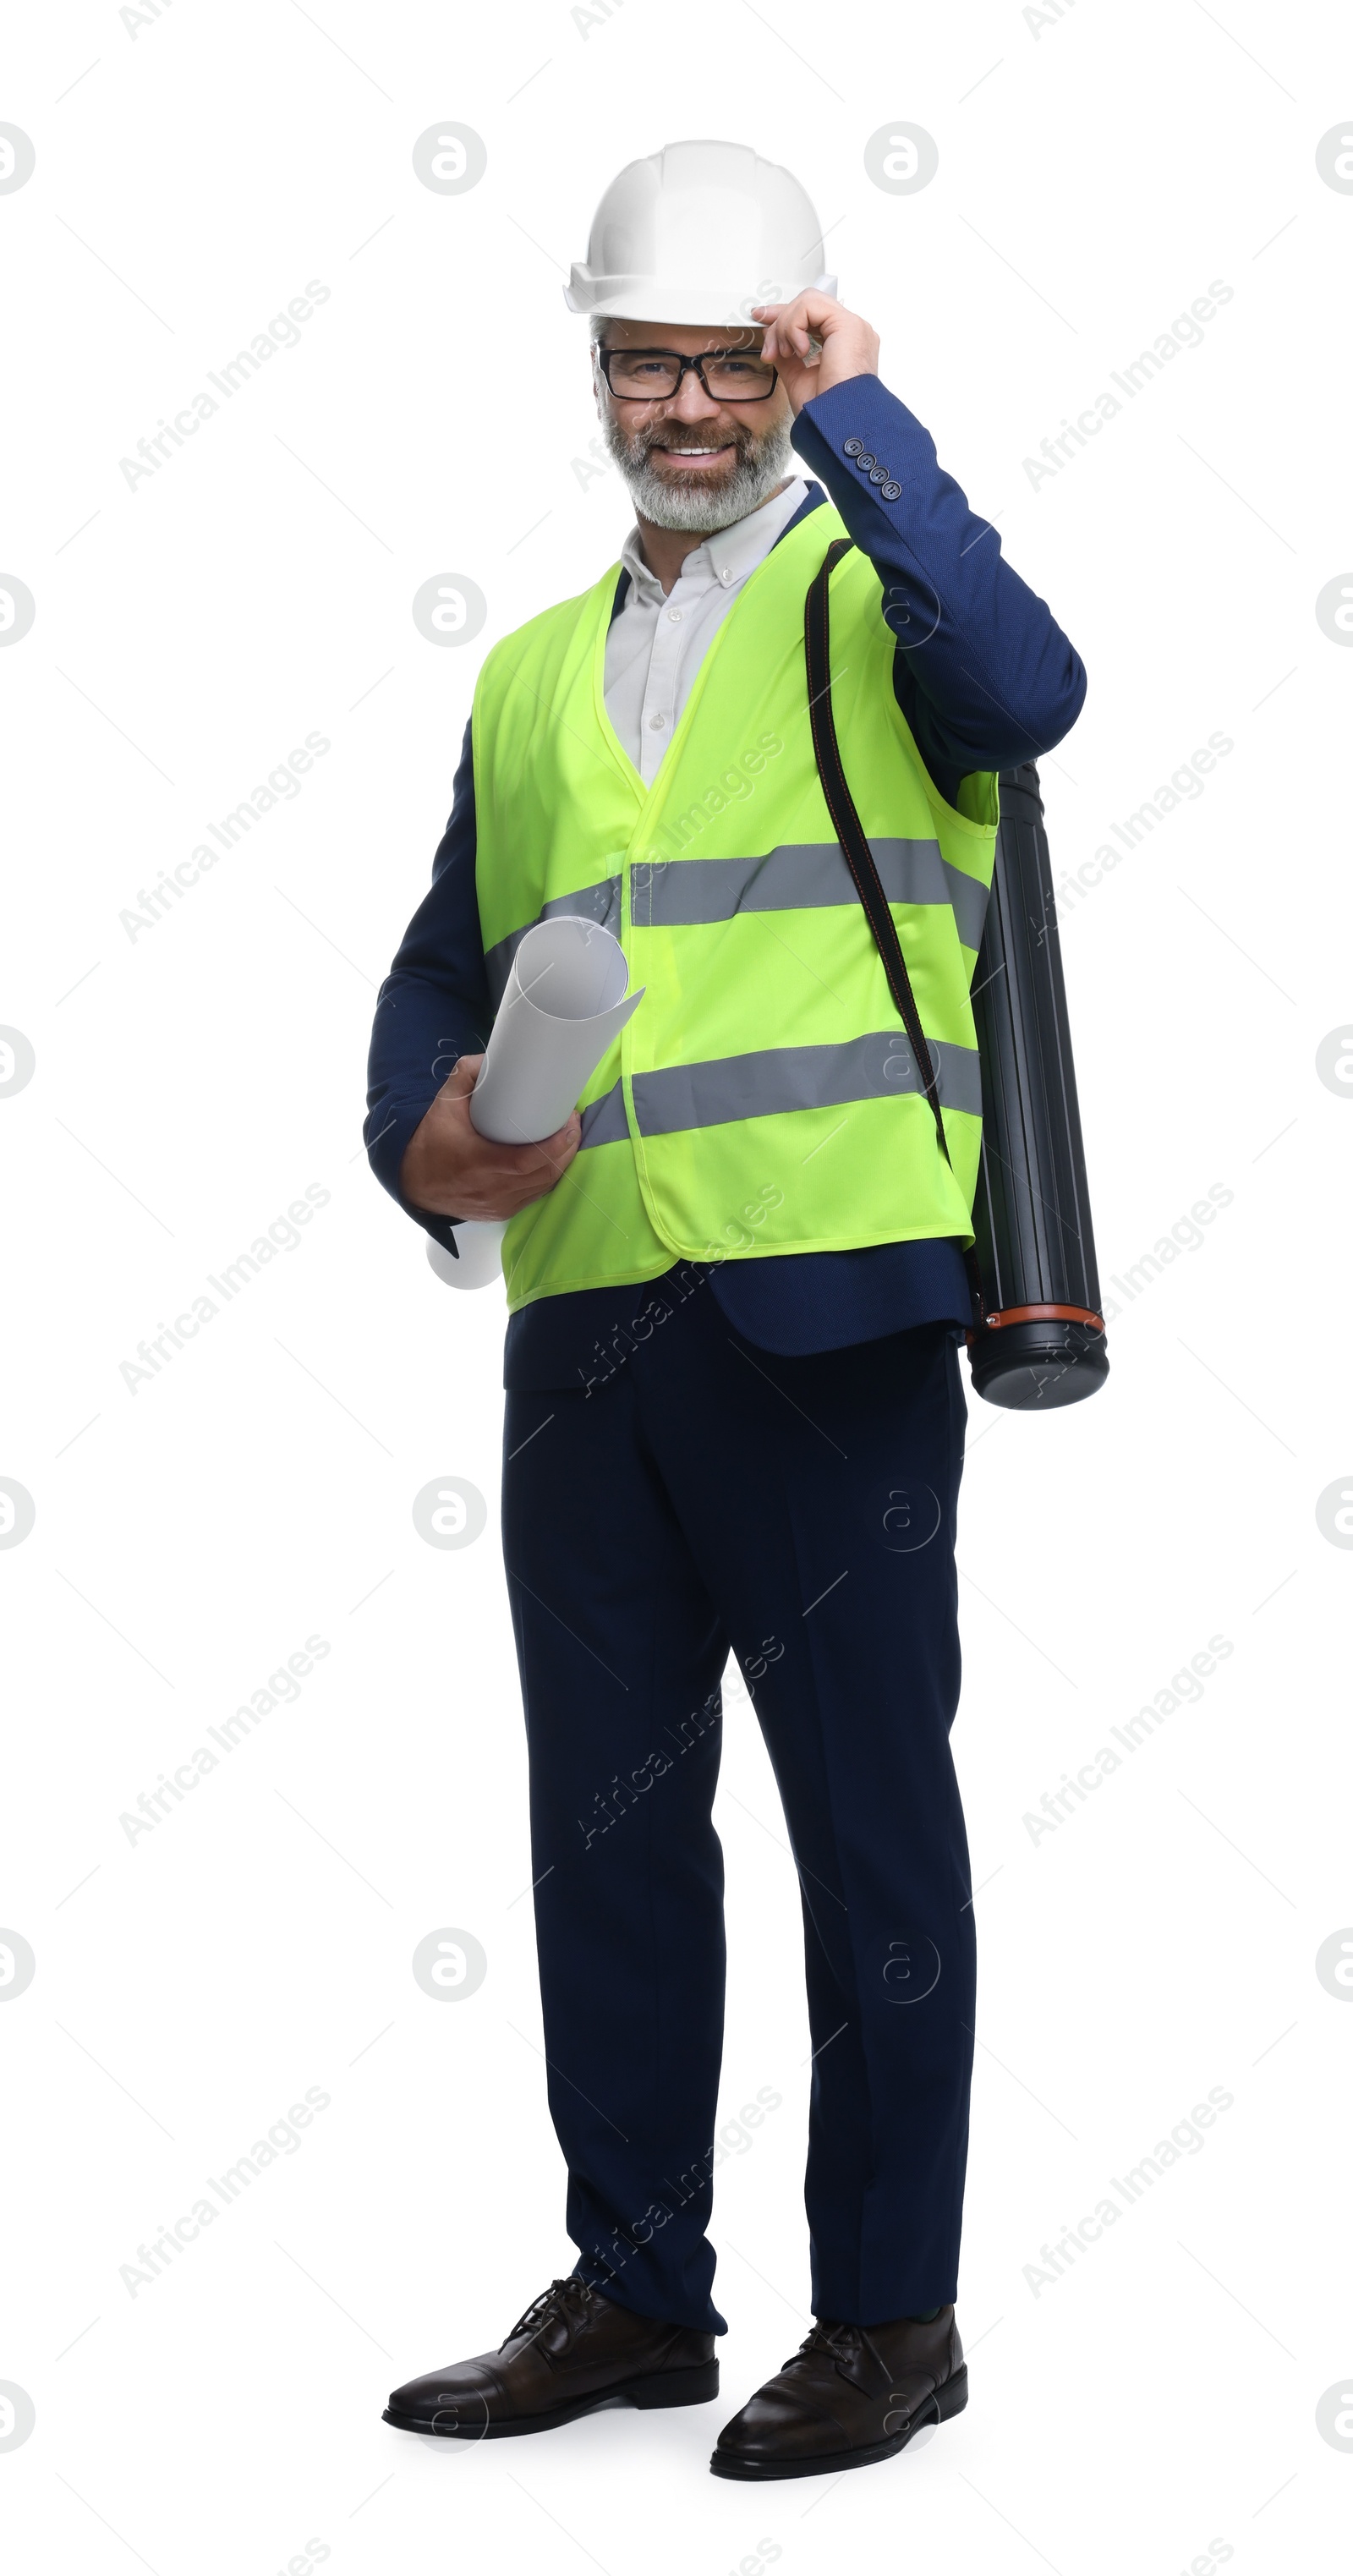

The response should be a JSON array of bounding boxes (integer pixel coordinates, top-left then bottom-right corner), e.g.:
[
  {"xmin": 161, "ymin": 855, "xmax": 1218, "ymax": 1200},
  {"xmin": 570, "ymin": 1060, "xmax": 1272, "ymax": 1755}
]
[
  {"xmin": 802, "ymin": 535, "xmax": 952, "ymax": 1170},
  {"xmin": 803, "ymin": 535, "xmax": 984, "ymax": 1327}
]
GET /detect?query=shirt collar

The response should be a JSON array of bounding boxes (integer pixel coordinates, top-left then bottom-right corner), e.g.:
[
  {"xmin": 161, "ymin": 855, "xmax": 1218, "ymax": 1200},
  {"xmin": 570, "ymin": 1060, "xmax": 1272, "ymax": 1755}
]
[{"xmin": 620, "ymin": 474, "xmax": 814, "ymax": 601}]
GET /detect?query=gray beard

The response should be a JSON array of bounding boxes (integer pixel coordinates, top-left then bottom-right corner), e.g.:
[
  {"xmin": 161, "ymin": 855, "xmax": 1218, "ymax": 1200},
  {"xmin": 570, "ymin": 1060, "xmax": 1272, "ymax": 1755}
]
[{"xmin": 600, "ymin": 410, "xmax": 797, "ymax": 534}]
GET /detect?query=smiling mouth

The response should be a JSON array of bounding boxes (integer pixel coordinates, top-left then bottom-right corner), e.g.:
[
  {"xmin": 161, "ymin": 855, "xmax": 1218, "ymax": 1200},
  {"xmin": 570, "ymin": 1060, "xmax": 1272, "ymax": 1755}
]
[{"xmin": 649, "ymin": 442, "xmax": 737, "ymax": 469}]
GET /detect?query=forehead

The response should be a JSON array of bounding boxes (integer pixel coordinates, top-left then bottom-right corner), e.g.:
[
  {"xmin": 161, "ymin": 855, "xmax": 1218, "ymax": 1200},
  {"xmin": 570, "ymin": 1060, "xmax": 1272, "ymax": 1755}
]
[{"xmin": 599, "ymin": 318, "xmax": 765, "ymax": 353}]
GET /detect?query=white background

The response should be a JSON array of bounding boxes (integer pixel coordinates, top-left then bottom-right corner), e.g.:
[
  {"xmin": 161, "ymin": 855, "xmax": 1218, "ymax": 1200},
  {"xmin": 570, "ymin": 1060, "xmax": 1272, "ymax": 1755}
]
[{"xmin": 2, "ymin": 3, "xmax": 1351, "ymax": 2571}]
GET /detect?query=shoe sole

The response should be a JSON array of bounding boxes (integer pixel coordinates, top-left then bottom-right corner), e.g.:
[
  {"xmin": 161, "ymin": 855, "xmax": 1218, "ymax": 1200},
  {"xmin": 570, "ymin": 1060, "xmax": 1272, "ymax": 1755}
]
[
  {"xmin": 383, "ymin": 2358, "xmax": 720, "ymax": 2441},
  {"xmin": 709, "ymin": 2361, "xmax": 968, "ymax": 2480}
]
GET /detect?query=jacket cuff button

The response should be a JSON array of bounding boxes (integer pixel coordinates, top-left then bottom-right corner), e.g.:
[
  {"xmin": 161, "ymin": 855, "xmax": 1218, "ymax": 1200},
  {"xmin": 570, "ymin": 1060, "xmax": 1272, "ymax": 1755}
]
[
  {"xmin": 843, "ymin": 437, "xmax": 863, "ymax": 456},
  {"xmin": 881, "ymin": 480, "xmax": 902, "ymax": 501}
]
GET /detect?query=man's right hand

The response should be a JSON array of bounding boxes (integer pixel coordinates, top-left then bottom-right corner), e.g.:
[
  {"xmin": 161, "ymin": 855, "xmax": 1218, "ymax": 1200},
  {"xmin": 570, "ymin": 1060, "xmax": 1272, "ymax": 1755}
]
[{"xmin": 399, "ymin": 1055, "xmax": 582, "ymax": 1222}]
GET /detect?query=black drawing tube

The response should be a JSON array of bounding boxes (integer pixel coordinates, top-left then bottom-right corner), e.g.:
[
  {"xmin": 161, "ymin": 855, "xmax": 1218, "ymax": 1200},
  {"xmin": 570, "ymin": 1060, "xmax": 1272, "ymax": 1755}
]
[{"xmin": 965, "ymin": 761, "xmax": 1110, "ymax": 1411}]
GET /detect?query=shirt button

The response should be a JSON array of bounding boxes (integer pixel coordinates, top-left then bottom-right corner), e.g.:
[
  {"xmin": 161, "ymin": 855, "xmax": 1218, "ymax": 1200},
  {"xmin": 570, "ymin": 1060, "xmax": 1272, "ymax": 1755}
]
[
  {"xmin": 843, "ymin": 437, "xmax": 863, "ymax": 457},
  {"xmin": 868, "ymin": 465, "xmax": 888, "ymax": 485},
  {"xmin": 649, "ymin": 711, "xmax": 666, "ymax": 728},
  {"xmin": 667, "ymin": 606, "xmax": 682, "ymax": 622},
  {"xmin": 857, "ymin": 452, "xmax": 876, "ymax": 471},
  {"xmin": 881, "ymin": 480, "xmax": 902, "ymax": 501},
  {"xmin": 718, "ymin": 567, "xmax": 733, "ymax": 585}
]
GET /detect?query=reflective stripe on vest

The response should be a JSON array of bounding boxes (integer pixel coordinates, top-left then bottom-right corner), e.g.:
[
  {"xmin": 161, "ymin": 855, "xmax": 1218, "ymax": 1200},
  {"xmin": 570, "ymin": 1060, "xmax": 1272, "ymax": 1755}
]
[
  {"xmin": 630, "ymin": 838, "xmax": 990, "ymax": 953},
  {"xmin": 488, "ymin": 841, "xmax": 989, "ymax": 1009},
  {"xmin": 471, "ymin": 504, "xmax": 999, "ymax": 1310},
  {"xmin": 577, "ymin": 1029, "xmax": 982, "ymax": 1150}
]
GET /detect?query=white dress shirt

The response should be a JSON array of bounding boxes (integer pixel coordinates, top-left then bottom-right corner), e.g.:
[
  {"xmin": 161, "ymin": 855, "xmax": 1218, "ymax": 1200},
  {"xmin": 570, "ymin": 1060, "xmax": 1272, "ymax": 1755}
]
[{"xmin": 602, "ymin": 475, "xmax": 813, "ymax": 785}]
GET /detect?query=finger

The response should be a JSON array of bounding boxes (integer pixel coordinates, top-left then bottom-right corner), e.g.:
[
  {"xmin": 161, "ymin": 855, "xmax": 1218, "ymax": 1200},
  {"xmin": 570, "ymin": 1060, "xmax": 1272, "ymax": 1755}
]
[
  {"xmin": 757, "ymin": 291, "xmax": 839, "ymax": 352},
  {"xmin": 483, "ymin": 1110, "xmax": 580, "ymax": 1173},
  {"xmin": 748, "ymin": 301, "xmax": 788, "ymax": 364},
  {"xmin": 524, "ymin": 1104, "xmax": 580, "ymax": 1152},
  {"xmin": 753, "ymin": 306, "xmax": 799, "ymax": 359},
  {"xmin": 443, "ymin": 1052, "xmax": 485, "ymax": 1099},
  {"xmin": 528, "ymin": 1114, "xmax": 582, "ymax": 1172},
  {"xmin": 759, "ymin": 291, "xmax": 808, "ymax": 342}
]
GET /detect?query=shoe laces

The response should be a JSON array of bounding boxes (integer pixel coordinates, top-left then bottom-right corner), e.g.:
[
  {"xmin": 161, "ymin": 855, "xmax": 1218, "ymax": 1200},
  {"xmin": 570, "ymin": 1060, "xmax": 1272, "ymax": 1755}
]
[
  {"xmin": 789, "ymin": 2319, "xmax": 889, "ymax": 2380},
  {"xmin": 501, "ymin": 2275, "xmax": 596, "ymax": 2351}
]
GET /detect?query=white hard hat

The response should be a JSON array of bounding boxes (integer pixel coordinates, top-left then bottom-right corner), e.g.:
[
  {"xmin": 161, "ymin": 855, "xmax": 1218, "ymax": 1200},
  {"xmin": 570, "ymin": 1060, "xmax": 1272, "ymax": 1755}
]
[{"xmin": 564, "ymin": 138, "xmax": 838, "ymax": 327}]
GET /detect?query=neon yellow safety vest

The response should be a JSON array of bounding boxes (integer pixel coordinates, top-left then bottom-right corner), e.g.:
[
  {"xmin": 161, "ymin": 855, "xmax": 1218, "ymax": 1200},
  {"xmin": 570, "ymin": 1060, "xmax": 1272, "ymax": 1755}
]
[{"xmin": 472, "ymin": 502, "xmax": 999, "ymax": 1313}]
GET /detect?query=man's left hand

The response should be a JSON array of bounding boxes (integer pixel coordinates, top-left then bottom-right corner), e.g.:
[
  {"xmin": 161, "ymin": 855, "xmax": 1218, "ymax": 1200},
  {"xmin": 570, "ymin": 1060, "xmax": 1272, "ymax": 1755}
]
[{"xmin": 750, "ymin": 293, "xmax": 880, "ymax": 416}]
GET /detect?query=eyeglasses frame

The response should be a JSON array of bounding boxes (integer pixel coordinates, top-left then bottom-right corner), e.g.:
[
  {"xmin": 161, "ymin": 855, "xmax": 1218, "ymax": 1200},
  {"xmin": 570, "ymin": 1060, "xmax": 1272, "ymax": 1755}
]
[{"xmin": 594, "ymin": 345, "xmax": 781, "ymax": 404}]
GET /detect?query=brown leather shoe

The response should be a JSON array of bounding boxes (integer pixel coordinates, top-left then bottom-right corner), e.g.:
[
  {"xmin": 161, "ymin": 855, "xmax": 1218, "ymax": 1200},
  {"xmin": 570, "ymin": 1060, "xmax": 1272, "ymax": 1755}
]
[
  {"xmin": 710, "ymin": 2307, "xmax": 966, "ymax": 2480},
  {"xmin": 383, "ymin": 2275, "xmax": 719, "ymax": 2441}
]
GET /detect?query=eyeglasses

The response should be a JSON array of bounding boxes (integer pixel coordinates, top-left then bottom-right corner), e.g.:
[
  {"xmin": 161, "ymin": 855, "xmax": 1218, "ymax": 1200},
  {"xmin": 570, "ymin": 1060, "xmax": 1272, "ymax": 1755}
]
[{"xmin": 596, "ymin": 347, "xmax": 780, "ymax": 403}]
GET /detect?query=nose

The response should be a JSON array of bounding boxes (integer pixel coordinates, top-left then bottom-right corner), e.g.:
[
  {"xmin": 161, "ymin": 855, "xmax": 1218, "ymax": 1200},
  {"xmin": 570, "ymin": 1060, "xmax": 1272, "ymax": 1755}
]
[{"xmin": 661, "ymin": 365, "xmax": 724, "ymax": 424}]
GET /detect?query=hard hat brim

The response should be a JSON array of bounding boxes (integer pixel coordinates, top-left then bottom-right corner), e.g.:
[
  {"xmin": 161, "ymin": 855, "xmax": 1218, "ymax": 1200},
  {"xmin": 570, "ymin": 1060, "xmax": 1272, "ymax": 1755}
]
[{"xmin": 565, "ymin": 270, "xmax": 839, "ymax": 326}]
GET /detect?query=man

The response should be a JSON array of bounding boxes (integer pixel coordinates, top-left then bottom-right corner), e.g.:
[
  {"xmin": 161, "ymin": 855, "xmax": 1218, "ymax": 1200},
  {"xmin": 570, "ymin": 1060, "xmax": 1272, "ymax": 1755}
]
[{"xmin": 367, "ymin": 140, "xmax": 1086, "ymax": 2480}]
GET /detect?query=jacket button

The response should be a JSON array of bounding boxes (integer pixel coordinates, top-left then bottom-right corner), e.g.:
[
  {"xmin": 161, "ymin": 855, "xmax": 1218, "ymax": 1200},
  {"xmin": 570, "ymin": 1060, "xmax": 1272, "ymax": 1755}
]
[
  {"xmin": 881, "ymin": 480, "xmax": 902, "ymax": 501},
  {"xmin": 868, "ymin": 465, "xmax": 888, "ymax": 485},
  {"xmin": 843, "ymin": 437, "xmax": 863, "ymax": 456},
  {"xmin": 857, "ymin": 452, "xmax": 876, "ymax": 471}
]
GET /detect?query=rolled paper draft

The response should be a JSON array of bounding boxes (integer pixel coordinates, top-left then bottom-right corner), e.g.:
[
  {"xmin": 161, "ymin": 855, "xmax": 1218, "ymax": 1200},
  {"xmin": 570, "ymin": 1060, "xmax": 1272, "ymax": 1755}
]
[
  {"xmin": 426, "ymin": 1226, "xmax": 507, "ymax": 1292},
  {"xmin": 432, "ymin": 916, "xmax": 644, "ymax": 1289},
  {"xmin": 468, "ymin": 915, "xmax": 644, "ymax": 1145}
]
